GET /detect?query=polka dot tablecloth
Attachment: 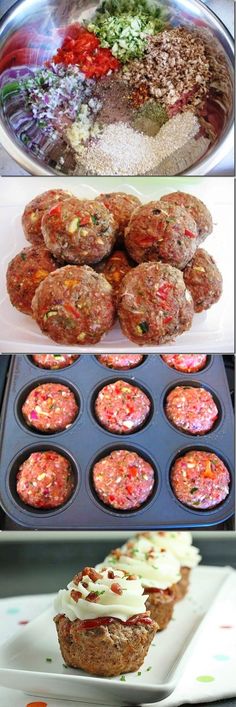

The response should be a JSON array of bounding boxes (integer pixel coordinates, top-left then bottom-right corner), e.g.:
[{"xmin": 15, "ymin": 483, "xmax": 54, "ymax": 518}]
[{"xmin": 0, "ymin": 571, "xmax": 236, "ymax": 707}]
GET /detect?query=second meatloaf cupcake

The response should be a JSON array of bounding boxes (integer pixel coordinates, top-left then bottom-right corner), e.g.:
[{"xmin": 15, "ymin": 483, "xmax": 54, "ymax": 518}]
[
  {"xmin": 54, "ymin": 566, "xmax": 157, "ymax": 676},
  {"xmin": 137, "ymin": 531, "xmax": 201, "ymax": 601},
  {"xmin": 99, "ymin": 536, "xmax": 181, "ymax": 630}
]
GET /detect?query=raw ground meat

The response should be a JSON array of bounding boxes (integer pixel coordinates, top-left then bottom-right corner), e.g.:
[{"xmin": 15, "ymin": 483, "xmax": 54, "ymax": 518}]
[
  {"xmin": 117, "ymin": 262, "xmax": 194, "ymax": 345},
  {"xmin": 32, "ymin": 265, "xmax": 115, "ymax": 345},
  {"xmin": 160, "ymin": 192, "xmax": 213, "ymax": 242},
  {"xmin": 42, "ymin": 197, "xmax": 116, "ymax": 265},
  {"xmin": 161, "ymin": 354, "xmax": 207, "ymax": 373},
  {"xmin": 31, "ymin": 354, "xmax": 79, "ymax": 369},
  {"xmin": 96, "ymin": 355, "xmax": 144, "ymax": 369},
  {"xmin": 22, "ymin": 382, "xmax": 78, "ymax": 432},
  {"xmin": 124, "ymin": 200, "xmax": 198, "ymax": 269},
  {"xmin": 6, "ymin": 245, "xmax": 58, "ymax": 315},
  {"xmin": 165, "ymin": 385, "xmax": 218, "ymax": 434},
  {"xmin": 170, "ymin": 450, "xmax": 230, "ymax": 509},
  {"xmin": 22, "ymin": 189, "xmax": 72, "ymax": 245},
  {"xmin": 183, "ymin": 248, "xmax": 223, "ymax": 312},
  {"xmin": 92, "ymin": 449, "xmax": 155, "ymax": 511},
  {"xmin": 95, "ymin": 380, "xmax": 151, "ymax": 434},
  {"xmin": 16, "ymin": 450, "xmax": 74, "ymax": 509}
]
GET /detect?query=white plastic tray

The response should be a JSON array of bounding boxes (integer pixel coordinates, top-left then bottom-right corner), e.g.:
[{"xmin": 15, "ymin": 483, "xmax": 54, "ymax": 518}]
[
  {"xmin": 0, "ymin": 176, "xmax": 234, "ymax": 352},
  {"xmin": 0, "ymin": 565, "xmax": 233, "ymax": 705}
]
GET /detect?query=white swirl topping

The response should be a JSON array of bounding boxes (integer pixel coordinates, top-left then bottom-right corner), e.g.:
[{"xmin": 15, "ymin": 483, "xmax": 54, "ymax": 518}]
[
  {"xmin": 136, "ymin": 532, "xmax": 201, "ymax": 568},
  {"xmin": 98, "ymin": 537, "xmax": 181, "ymax": 590},
  {"xmin": 54, "ymin": 567, "xmax": 147, "ymax": 622}
]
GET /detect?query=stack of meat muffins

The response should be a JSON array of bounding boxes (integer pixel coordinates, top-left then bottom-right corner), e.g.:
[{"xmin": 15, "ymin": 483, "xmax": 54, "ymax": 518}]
[{"xmin": 54, "ymin": 531, "xmax": 201, "ymax": 676}]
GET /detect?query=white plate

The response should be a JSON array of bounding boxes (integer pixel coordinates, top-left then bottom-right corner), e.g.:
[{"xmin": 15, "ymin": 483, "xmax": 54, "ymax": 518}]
[
  {"xmin": 0, "ymin": 176, "xmax": 234, "ymax": 353},
  {"xmin": 0, "ymin": 565, "xmax": 233, "ymax": 705}
]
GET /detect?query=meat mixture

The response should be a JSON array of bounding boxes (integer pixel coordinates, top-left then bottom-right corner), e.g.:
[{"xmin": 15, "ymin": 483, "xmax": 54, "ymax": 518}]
[
  {"xmin": 165, "ymin": 386, "xmax": 218, "ymax": 435},
  {"xmin": 16, "ymin": 450, "xmax": 74, "ymax": 509},
  {"xmin": 22, "ymin": 382, "xmax": 78, "ymax": 432},
  {"xmin": 95, "ymin": 192, "xmax": 141, "ymax": 239},
  {"xmin": 172, "ymin": 567, "xmax": 191, "ymax": 602},
  {"xmin": 183, "ymin": 248, "xmax": 223, "ymax": 312},
  {"xmin": 6, "ymin": 245, "xmax": 58, "ymax": 315},
  {"xmin": 42, "ymin": 197, "xmax": 116, "ymax": 265},
  {"xmin": 98, "ymin": 249, "xmax": 133, "ymax": 297},
  {"xmin": 124, "ymin": 201, "xmax": 198, "ymax": 269},
  {"xmin": 160, "ymin": 192, "xmax": 213, "ymax": 242},
  {"xmin": 96, "ymin": 354, "xmax": 144, "ymax": 369},
  {"xmin": 92, "ymin": 449, "xmax": 155, "ymax": 511},
  {"xmin": 32, "ymin": 265, "xmax": 115, "ymax": 345},
  {"xmin": 117, "ymin": 262, "xmax": 194, "ymax": 345},
  {"xmin": 170, "ymin": 450, "xmax": 230, "ymax": 509},
  {"xmin": 31, "ymin": 354, "xmax": 79, "ymax": 369},
  {"xmin": 22, "ymin": 189, "xmax": 72, "ymax": 246},
  {"xmin": 161, "ymin": 354, "xmax": 207, "ymax": 373},
  {"xmin": 95, "ymin": 380, "xmax": 151, "ymax": 434}
]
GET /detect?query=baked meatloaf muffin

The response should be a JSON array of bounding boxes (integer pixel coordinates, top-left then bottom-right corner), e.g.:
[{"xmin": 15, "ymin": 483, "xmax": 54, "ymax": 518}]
[
  {"xmin": 99, "ymin": 536, "xmax": 181, "ymax": 630},
  {"xmin": 54, "ymin": 566, "xmax": 157, "ymax": 676},
  {"xmin": 137, "ymin": 531, "xmax": 201, "ymax": 601}
]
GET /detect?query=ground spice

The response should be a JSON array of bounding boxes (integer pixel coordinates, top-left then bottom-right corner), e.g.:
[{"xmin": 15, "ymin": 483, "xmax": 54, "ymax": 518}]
[{"xmin": 83, "ymin": 111, "xmax": 200, "ymax": 175}]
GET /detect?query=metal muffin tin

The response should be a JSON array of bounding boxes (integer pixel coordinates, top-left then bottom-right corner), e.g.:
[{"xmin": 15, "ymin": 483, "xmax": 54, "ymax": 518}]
[{"xmin": 0, "ymin": 354, "xmax": 234, "ymax": 529}]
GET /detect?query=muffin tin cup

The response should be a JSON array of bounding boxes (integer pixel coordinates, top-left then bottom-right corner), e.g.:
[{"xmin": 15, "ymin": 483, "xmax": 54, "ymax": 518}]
[
  {"xmin": 89, "ymin": 376, "xmax": 154, "ymax": 436},
  {"xmin": 15, "ymin": 376, "xmax": 82, "ymax": 437},
  {"xmin": 0, "ymin": 354, "xmax": 234, "ymax": 529}
]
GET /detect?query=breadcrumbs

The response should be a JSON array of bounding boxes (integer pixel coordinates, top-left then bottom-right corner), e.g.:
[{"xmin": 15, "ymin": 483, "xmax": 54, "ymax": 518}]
[{"xmin": 83, "ymin": 111, "xmax": 200, "ymax": 175}]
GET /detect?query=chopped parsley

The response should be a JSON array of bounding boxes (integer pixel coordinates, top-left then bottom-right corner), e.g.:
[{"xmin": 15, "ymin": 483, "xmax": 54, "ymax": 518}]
[{"xmin": 120, "ymin": 675, "xmax": 126, "ymax": 682}]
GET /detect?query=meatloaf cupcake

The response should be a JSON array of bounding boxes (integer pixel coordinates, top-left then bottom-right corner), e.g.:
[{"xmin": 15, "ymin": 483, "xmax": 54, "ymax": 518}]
[
  {"xmin": 138, "ymin": 531, "xmax": 201, "ymax": 601},
  {"xmin": 99, "ymin": 537, "xmax": 181, "ymax": 630},
  {"xmin": 54, "ymin": 566, "xmax": 157, "ymax": 676},
  {"xmin": 94, "ymin": 380, "xmax": 151, "ymax": 434}
]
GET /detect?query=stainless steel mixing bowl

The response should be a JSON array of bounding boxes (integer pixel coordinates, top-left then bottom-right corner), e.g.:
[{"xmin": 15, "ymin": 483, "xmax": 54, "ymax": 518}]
[{"xmin": 0, "ymin": 0, "xmax": 234, "ymax": 175}]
